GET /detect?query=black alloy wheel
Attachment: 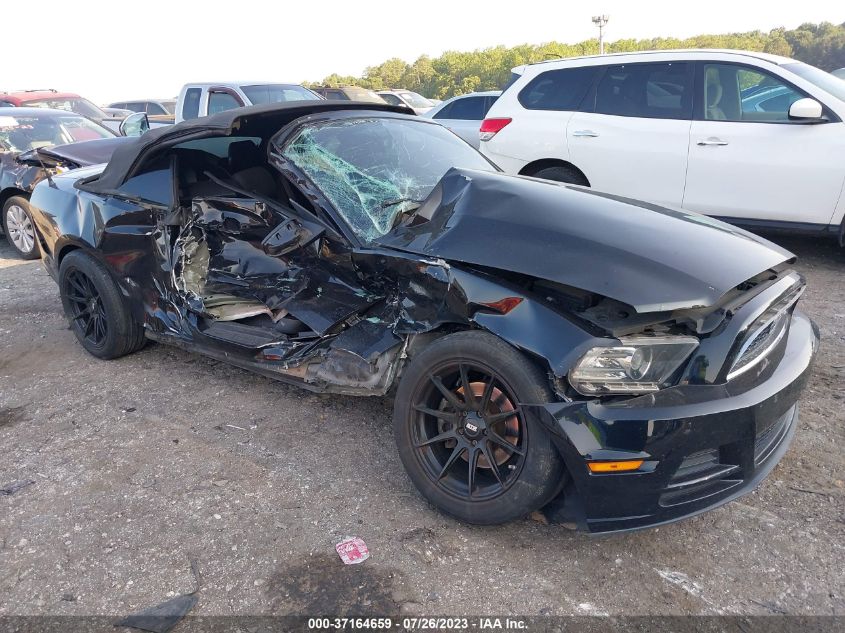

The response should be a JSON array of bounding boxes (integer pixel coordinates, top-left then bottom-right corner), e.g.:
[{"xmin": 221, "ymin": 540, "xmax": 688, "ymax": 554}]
[
  {"xmin": 412, "ymin": 361, "xmax": 527, "ymax": 501},
  {"xmin": 64, "ymin": 269, "xmax": 109, "ymax": 348},
  {"xmin": 394, "ymin": 331, "xmax": 566, "ymax": 524},
  {"xmin": 58, "ymin": 250, "xmax": 147, "ymax": 360}
]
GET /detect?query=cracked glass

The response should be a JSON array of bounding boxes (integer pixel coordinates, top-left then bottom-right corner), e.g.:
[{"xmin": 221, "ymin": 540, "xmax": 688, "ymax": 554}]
[{"xmin": 280, "ymin": 117, "xmax": 494, "ymax": 242}]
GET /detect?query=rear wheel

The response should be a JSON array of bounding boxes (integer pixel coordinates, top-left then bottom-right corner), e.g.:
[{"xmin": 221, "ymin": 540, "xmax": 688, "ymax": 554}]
[
  {"xmin": 393, "ymin": 331, "xmax": 565, "ymax": 524},
  {"xmin": 59, "ymin": 251, "xmax": 146, "ymax": 359},
  {"xmin": 529, "ymin": 164, "xmax": 589, "ymax": 186},
  {"xmin": 2, "ymin": 196, "xmax": 40, "ymax": 259}
]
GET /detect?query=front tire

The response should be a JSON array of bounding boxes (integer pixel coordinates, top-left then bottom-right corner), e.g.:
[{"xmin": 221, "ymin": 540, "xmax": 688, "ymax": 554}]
[
  {"xmin": 393, "ymin": 331, "xmax": 565, "ymax": 524},
  {"xmin": 2, "ymin": 196, "xmax": 40, "ymax": 259},
  {"xmin": 59, "ymin": 251, "xmax": 146, "ymax": 359}
]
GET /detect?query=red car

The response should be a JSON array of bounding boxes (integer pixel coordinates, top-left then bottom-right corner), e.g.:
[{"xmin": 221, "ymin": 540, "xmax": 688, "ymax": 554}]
[{"xmin": 0, "ymin": 89, "xmax": 120, "ymax": 130}]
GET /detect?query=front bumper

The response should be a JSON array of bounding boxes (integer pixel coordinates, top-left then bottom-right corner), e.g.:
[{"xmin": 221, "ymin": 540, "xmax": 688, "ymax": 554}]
[{"xmin": 535, "ymin": 310, "xmax": 819, "ymax": 534}]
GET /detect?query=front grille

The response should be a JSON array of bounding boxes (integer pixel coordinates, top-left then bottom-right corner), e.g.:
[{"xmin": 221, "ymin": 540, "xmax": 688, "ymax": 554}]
[
  {"xmin": 727, "ymin": 282, "xmax": 804, "ymax": 380},
  {"xmin": 755, "ymin": 405, "xmax": 795, "ymax": 466},
  {"xmin": 659, "ymin": 448, "xmax": 741, "ymax": 507}
]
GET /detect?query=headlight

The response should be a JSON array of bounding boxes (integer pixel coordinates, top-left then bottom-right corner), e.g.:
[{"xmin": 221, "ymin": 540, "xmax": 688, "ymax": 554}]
[{"xmin": 569, "ymin": 336, "xmax": 699, "ymax": 396}]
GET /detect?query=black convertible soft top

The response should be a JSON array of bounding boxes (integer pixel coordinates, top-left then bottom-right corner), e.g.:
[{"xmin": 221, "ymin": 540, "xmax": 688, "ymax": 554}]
[{"xmin": 81, "ymin": 101, "xmax": 411, "ymax": 194}]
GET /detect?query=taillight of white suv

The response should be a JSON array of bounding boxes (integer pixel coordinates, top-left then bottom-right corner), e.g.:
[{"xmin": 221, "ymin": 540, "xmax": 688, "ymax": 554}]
[{"xmin": 479, "ymin": 117, "xmax": 512, "ymax": 142}]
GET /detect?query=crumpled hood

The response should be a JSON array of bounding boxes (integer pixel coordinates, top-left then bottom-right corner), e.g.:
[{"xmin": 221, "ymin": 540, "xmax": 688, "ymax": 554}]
[{"xmin": 378, "ymin": 168, "xmax": 793, "ymax": 313}]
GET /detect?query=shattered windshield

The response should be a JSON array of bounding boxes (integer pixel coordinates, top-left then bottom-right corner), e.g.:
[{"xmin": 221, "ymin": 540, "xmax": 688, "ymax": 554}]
[{"xmin": 280, "ymin": 117, "xmax": 494, "ymax": 241}]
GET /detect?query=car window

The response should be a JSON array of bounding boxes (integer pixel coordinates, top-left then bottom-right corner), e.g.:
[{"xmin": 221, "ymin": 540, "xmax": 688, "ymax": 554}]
[
  {"xmin": 147, "ymin": 103, "xmax": 167, "ymax": 115},
  {"xmin": 207, "ymin": 91, "xmax": 242, "ymax": 115},
  {"xmin": 703, "ymin": 64, "xmax": 806, "ymax": 122},
  {"xmin": 594, "ymin": 63, "xmax": 691, "ymax": 119},
  {"xmin": 432, "ymin": 102, "xmax": 453, "ymax": 119},
  {"xmin": 240, "ymin": 84, "xmax": 320, "ymax": 104},
  {"xmin": 181, "ymin": 88, "xmax": 202, "ymax": 120},
  {"xmin": 161, "ymin": 100, "xmax": 177, "ymax": 115},
  {"xmin": 117, "ymin": 159, "xmax": 173, "ymax": 207},
  {"xmin": 280, "ymin": 117, "xmax": 495, "ymax": 242},
  {"xmin": 518, "ymin": 67, "xmax": 598, "ymax": 111},
  {"xmin": 345, "ymin": 88, "xmax": 385, "ymax": 103},
  {"xmin": 23, "ymin": 97, "xmax": 108, "ymax": 120},
  {"xmin": 326, "ymin": 90, "xmax": 347, "ymax": 100},
  {"xmin": 123, "ymin": 102, "xmax": 144, "ymax": 113},
  {"xmin": 0, "ymin": 114, "xmax": 114, "ymax": 152},
  {"xmin": 380, "ymin": 94, "xmax": 402, "ymax": 106},
  {"xmin": 436, "ymin": 96, "xmax": 485, "ymax": 120},
  {"xmin": 208, "ymin": 91, "xmax": 242, "ymax": 115},
  {"xmin": 398, "ymin": 92, "xmax": 434, "ymax": 108},
  {"xmin": 784, "ymin": 62, "xmax": 845, "ymax": 103},
  {"xmin": 175, "ymin": 136, "xmax": 261, "ymax": 158}
]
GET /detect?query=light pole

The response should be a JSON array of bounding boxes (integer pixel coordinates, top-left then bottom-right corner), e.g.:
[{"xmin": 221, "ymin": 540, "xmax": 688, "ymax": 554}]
[{"xmin": 592, "ymin": 15, "xmax": 609, "ymax": 55}]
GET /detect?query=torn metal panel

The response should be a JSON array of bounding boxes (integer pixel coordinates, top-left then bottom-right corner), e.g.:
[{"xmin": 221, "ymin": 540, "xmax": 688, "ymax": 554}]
[{"xmin": 328, "ymin": 315, "xmax": 403, "ymax": 362}]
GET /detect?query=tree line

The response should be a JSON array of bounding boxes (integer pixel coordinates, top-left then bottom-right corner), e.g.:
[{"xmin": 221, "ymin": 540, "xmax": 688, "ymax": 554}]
[{"xmin": 307, "ymin": 22, "xmax": 845, "ymax": 99}]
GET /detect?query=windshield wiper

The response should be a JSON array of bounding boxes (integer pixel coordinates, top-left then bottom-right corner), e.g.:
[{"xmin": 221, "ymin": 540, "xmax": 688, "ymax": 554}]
[{"xmin": 380, "ymin": 197, "xmax": 425, "ymax": 209}]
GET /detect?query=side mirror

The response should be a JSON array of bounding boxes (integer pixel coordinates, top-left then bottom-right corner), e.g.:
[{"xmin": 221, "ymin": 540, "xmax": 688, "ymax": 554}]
[
  {"xmin": 119, "ymin": 112, "xmax": 150, "ymax": 137},
  {"xmin": 788, "ymin": 98, "xmax": 824, "ymax": 121}
]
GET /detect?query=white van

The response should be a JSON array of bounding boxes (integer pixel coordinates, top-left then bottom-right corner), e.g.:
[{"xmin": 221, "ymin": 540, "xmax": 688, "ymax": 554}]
[{"xmin": 480, "ymin": 50, "xmax": 845, "ymax": 241}]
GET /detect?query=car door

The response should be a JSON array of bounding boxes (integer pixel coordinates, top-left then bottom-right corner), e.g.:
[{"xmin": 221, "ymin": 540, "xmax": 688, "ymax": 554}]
[
  {"xmin": 683, "ymin": 62, "xmax": 845, "ymax": 225},
  {"xmin": 567, "ymin": 62, "xmax": 693, "ymax": 207},
  {"xmin": 432, "ymin": 96, "xmax": 489, "ymax": 147}
]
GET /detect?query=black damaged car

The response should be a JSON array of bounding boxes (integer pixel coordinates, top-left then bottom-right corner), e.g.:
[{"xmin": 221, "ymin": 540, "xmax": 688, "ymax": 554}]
[
  {"xmin": 27, "ymin": 102, "xmax": 819, "ymax": 532},
  {"xmin": 0, "ymin": 107, "xmax": 133, "ymax": 258}
]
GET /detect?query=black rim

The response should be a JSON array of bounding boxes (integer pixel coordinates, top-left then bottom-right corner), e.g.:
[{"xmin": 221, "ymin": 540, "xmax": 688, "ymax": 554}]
[
  {"xmin": 410, "ymin": 361, "xmax": 528, "ymax": 501},
  {"xmin": 65, "ymin": 270, "xmax": 108, "ymax": 347}
]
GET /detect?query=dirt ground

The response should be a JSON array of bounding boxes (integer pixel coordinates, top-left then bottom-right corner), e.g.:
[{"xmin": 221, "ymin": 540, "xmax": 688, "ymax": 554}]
[{"xmin": 0, "ymin": 232, "xmax": 843, "ymax": 618}]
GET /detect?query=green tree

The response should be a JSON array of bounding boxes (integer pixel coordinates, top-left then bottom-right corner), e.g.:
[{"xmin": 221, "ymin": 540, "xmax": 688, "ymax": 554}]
[{"xmin": 314, "ymin": 22, "xmax": 845, "ymax": 98}]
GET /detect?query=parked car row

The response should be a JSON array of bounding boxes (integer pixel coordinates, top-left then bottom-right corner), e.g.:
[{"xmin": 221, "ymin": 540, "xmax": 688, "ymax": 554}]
[{"xmin": 0, "ymin": 89, "xmax": 128, "ymax": 132}]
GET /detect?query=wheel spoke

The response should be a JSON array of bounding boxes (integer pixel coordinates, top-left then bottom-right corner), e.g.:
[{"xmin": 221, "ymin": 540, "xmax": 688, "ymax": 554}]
[
  {"xmin": 414, "ymin": 430, "xmax": 457, "ymax": 448},
  {"xmin": 437, "ymin": 445, "xmax": 465, "ymax": 480},
  {"xmin": 480, "ymin": 377, "xmax": 495, "ymax": 410},
  {"xmin": 83, "ymin": 315, "xmax": 95, "ymax": 337},
  {"xmin": 459, "ymin": 364, "xmax": 476, "ymax": 409},
  {"xmin": 412, "ymin": 404, "xmax": 459, "ymax": 423},
  {"xmin": 487, "ymin": 429, "xmax": 525, "ymax": 456},
  {"xmin": 72, "ymin": 307, "xmax": 91, "ymax": 321},
  {"xmin": 482, "ymin": 441, "xmax": 505, "ymax": 487},
  {"xmin": 467, "ymin": 447, "xmax": 479, "ymax": 497},
  {"xmin": 429, "ymin": 374, "xmax": 466, "ymax": 412},
  {"xmin": 66, "ymin": 291, "xmax": 88, "ymax": 303},
  {"xmin": 486, "ymin": 407, "xmax": 521, "ymax": 425},
  {"xmin": 95, "ymin": 314, "xmax": 106, "ymax": 341},
  {"xmin": 69, "ymin": 276, "xmax": 88, "ymax": 297}
]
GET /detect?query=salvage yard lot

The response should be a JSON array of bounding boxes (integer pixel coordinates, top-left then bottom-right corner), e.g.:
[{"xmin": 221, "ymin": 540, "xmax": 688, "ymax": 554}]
[{"xmin": 0, "ymin": 234, "xmax": 843, "ymax": 617}]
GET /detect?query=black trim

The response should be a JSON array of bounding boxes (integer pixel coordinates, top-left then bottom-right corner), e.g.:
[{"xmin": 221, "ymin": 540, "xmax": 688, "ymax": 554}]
[{"xmin": 713, "ymin": 216, "xmax": 839, "ymax": 237}]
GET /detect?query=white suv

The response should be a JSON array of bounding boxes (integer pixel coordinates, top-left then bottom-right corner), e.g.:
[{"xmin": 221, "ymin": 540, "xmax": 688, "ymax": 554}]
[{"xmin": 480, "ymin": 50, "xmax": 845, "ymax": 241}]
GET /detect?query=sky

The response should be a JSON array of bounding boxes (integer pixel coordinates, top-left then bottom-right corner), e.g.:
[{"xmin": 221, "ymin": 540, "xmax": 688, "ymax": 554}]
[{"xmin": 3, "ymin": 0, "xmax": 842, "ymax": 105}]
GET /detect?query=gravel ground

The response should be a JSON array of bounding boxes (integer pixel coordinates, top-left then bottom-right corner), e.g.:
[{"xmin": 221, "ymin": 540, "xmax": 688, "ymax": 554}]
[{"xmin": 0, "ymin": 233, "xmax": 843, "ymax": 618}]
